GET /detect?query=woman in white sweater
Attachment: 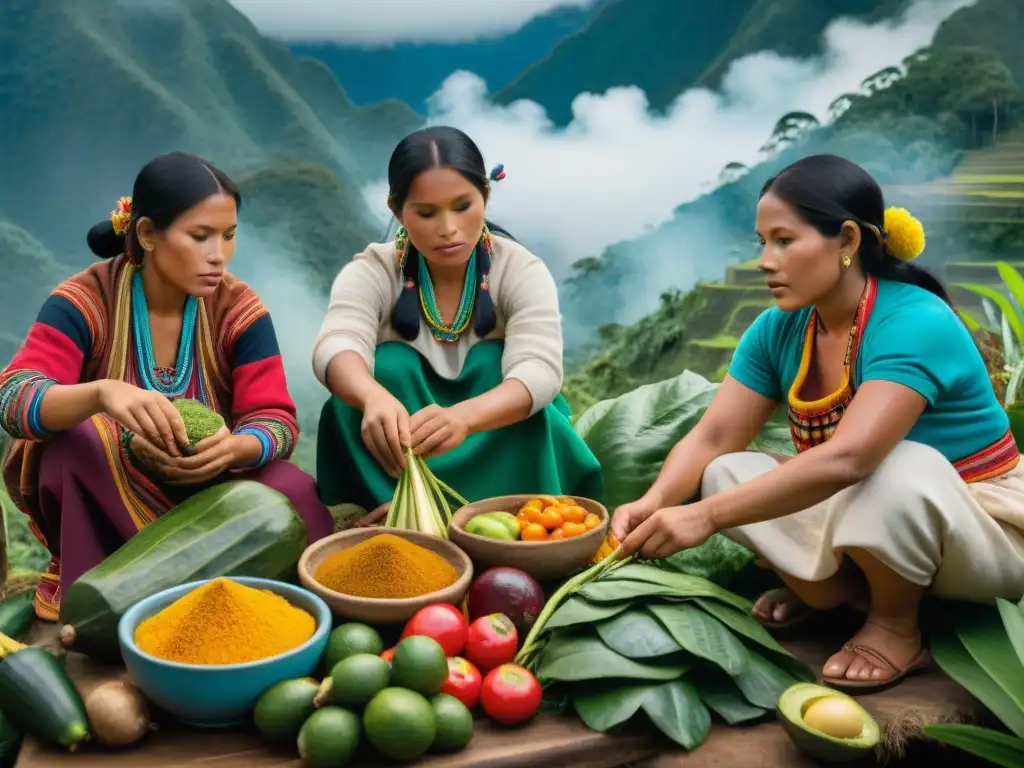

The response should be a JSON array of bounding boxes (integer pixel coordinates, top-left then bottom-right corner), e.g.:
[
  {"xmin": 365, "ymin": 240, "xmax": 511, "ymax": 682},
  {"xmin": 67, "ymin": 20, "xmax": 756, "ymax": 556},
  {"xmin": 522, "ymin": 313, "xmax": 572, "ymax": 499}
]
[{"xmin": 312, "ymin": 126, "xmax": 603, "ymax": 515}]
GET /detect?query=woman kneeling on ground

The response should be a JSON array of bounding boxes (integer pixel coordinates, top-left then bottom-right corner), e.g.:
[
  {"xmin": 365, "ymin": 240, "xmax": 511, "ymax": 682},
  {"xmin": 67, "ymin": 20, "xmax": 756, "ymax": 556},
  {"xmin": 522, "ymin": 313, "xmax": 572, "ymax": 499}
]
[
  {"xmin": 313, "ymin": 126, "xmax": 602, "ymax": 513},
  {"xmin": 0, "ymin": 151, "xmax": 334, "ymax": 621},
  {"xmin": 612, "ymin": 154, "xmax": 1024, "ymax": 692}
]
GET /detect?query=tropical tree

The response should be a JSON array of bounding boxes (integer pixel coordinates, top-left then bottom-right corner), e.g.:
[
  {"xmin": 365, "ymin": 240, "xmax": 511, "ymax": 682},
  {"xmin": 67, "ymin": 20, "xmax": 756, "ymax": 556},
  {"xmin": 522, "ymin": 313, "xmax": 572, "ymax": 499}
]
[
  {"xmin": 860, "ymin": 66, "xmax": 903, "ymax": 95},
  {"xmin": 940, "ymin": 58, "xmax": 1019, "ymax": 144},
  {"xmin": 759, "ymin": 111, "xmax": 820, "ymax": 155},
  {"xmin": 827, "ymin": 94, "xmax": 857, "ymax": 122},
  {"xmin": 717, "ymin": 161, "xmax": 748, "ymax": 185}
]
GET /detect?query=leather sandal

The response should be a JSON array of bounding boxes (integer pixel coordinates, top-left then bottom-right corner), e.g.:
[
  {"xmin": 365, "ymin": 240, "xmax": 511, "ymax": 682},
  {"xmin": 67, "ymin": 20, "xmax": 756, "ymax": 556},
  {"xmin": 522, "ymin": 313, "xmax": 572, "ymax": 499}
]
[{"xmin": 822, "ymin": 641, "xmax": 932, "ymax": 694}]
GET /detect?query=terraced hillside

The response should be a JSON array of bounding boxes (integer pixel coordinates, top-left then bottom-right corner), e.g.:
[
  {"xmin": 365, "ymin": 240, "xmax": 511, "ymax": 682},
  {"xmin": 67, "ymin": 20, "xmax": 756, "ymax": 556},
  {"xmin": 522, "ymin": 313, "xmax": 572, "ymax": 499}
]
[{"xmin": 891, "ymin": 126, "xmax": 1024, "ymax": 227}]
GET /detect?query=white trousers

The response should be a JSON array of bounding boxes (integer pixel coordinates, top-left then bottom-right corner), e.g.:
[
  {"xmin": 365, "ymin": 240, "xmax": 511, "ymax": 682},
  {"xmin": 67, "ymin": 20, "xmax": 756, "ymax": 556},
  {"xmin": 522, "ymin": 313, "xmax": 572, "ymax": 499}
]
[{"xmin": 701, "ymin": 441, "xmax": 1024, "ymax": 602}]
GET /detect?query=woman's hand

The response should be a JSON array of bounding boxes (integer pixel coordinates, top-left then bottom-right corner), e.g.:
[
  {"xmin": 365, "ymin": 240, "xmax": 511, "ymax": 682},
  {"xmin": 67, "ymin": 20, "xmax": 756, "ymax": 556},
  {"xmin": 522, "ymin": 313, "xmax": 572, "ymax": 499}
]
[
  {"xmin": 129, "ymin": 433, "xmax": 182, "ymax": 479},
  {"xmin": 410, "ymin": 404, "xmax": 470, "ymax": 459},
  {"xmin": 361, "ymin": 391, "xmax": 411, "ymax": 478},
  {"xmin": 619, "ymin": 501, "xmax": 717, "ymax": 560},
  {"xmin": 611, "ymin": 494, "xmax": 663, "ymax": 541},
  {"xmin": 98, "ymin": 380, "xmax": 189, "ymax": 456},
  {"xmin": 131, "ymin": 428, "xmax": 259, "ymax": 486}
]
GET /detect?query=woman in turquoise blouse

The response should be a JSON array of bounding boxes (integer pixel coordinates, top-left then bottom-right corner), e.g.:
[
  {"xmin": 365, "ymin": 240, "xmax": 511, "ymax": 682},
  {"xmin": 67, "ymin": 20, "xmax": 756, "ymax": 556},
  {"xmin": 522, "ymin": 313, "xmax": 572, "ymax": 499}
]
[{"xmin": 611, "ymin": 155, "xmax": 1024, "ymax": 692}]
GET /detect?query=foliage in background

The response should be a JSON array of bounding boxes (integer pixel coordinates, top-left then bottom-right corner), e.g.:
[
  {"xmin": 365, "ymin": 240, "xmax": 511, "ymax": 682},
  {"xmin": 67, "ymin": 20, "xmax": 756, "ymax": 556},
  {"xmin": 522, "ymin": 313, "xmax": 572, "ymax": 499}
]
[{"xmin": 924, "ymin": 598, "xmax": 1024, "ymax": 767}]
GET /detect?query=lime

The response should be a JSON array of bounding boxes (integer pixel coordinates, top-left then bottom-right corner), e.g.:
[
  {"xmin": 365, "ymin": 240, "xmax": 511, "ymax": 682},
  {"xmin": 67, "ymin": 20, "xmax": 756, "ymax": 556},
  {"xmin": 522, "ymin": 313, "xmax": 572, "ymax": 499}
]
[
  {"xmin": 329, "ymin": 653, "xmax": 391, "ymax": 708},
  {"xmin": 297, "ymin": 706, "xmax": 361, "ymax": 768},
  {"xmin": 430, "ymin": 693, "xmax": 474, "ymax": 752},
  {"xmin": 482, "ymin": 511, "xmax": 521, "ymax": 539},
  {"xmin": 390, "ymin": 635, "xmax": 449, "ymax": 695},
  {"xmin": 253, "ymin": 677, "xmax": 319, "ymax": 746},
  {"xmin": 363, "ymin": 687, "xmax": 435, "ymax": 761},
  {"xmin": 325, "ymin": 623, "xmax": 384, "ymax": 671}
]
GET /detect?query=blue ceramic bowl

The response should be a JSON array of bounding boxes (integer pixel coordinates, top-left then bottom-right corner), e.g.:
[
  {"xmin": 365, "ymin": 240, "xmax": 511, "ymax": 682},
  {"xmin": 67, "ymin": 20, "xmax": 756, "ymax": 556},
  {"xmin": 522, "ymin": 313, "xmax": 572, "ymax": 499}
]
[{"xmin": 118, "ymin": 577, "xmax": 331, "ymax": 727}]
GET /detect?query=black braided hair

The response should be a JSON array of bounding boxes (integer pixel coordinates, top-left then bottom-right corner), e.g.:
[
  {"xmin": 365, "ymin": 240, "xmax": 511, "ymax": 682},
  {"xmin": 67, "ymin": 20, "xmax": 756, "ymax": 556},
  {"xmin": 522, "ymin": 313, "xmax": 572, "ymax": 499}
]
[
  {"xmin": 387, "ymin": 127, "xmax": 511, "ymax": 341},
  {"xmin": 87, "ymin": 152, "xmax": 240, "ymax": 263}
]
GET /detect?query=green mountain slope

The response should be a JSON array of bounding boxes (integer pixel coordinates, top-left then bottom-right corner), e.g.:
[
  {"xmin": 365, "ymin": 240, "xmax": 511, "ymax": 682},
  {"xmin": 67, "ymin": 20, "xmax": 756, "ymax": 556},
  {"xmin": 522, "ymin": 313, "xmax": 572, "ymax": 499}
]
[
  {"xmin": 933, "ymin": 0, "xmax": 1024, "ymax": 86},
  {"xmin": 494, "ymin": 0, "xmax": 909, "ymax": 125},
  {"xmin": 0, "ymin": 0, "xmax": 420, "ymax": 271},
  {"xmin": 563, "ymin": 0, "xmax": 1024, "ymax": 410}
]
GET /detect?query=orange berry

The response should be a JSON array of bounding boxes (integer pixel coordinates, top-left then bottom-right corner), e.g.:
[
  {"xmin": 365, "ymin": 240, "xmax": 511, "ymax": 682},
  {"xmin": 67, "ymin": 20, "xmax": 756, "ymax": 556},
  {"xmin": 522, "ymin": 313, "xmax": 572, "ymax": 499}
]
[
  {"xmin": 535, "ymin": 495, "xmax": 558, "ymax": 507},
  {"xmin": 549, "ymin": 527, "xmax": 565, "ymax": 540},
  {"xmin": 522, "ymin": 499, "xmax": 543, "ymax": 513},
  {"xmin": 523, "ymin": 507, "xmax": 544, "ymax": 524},
  {"xmin": 561, "ymin": 505, "xmax": 586, "ymax": 524},
  {"xmin": 583, "ymin": 513, "xmax": 601, "ymax": 530},
  {"xmin": 521, "ymin": 523, "xmax": 548, "ymax": 541},
  {"xmin": 540, "ymin": 508, "xmax": 563, "ymax": 530},
  {"xmin": 516, "ymin": 512, "xmax": 531, "ymax": 531},
  {"xmin": 561, "ymin": 522, "xmax": 587, "ymax": 538},
  {"xmin": 556, "ymin": 495, "xmax": 575, "ymax": 505}
]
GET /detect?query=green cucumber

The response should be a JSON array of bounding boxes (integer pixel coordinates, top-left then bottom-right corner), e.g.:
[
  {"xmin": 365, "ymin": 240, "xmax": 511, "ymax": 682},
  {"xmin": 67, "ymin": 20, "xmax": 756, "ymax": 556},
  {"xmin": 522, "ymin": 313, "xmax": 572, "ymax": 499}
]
[
  {"xmin": 59, "ymin": 481, "xmax": 308, "ymax": 661},
  {"xmin": 0, "ymin": 709, "xmax": 22, "ymax": 768},
  {"xmin": 0, "ymin": 591, "xmax": 36, "ymax": 640},
  {"xmin": 0, "ymin": 648, "xmax": 88, "ymax": 751}
]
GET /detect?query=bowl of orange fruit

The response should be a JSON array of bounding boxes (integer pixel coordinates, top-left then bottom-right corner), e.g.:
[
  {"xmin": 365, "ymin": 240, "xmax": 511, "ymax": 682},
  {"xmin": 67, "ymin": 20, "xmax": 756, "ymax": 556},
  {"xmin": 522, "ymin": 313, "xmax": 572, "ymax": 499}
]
[{"xmin": 448, "ymin": 494, "xmax": 610, "ymax": 581}]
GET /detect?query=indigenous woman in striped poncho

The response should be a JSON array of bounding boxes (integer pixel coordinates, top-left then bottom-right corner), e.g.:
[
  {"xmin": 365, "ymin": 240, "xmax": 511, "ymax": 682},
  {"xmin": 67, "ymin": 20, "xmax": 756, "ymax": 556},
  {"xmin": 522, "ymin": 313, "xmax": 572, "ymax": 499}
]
[{"xmin": 0, "ymin": 151, "xmax": 333, "ymax": 620}]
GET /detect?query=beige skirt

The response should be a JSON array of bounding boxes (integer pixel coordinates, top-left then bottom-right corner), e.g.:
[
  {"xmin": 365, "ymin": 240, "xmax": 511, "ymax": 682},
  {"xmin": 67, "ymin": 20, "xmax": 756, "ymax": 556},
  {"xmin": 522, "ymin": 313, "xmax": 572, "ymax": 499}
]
[{"xmin": 701, "ymin": 441, "xmax": 1024, "ymax": 602}]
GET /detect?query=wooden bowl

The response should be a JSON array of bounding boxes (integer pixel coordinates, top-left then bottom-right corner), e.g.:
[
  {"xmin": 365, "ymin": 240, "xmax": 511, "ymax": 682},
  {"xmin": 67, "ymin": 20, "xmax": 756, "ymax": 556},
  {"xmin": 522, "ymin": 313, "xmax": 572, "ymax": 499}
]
[
  {"xmin": 297, "ymin": 528, "xmax": 474, "ymax": 625},
  {"xmin": 449, "ymin": 495, "xmax": 609, "ymax": 582}
]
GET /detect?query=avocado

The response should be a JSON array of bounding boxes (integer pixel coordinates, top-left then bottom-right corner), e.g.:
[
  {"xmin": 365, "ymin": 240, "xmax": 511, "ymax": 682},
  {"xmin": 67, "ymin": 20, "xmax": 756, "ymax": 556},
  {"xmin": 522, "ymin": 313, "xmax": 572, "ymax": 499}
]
[{"xmin": 776, "ymin": 683, "xmax": 880, "ymax": 763}]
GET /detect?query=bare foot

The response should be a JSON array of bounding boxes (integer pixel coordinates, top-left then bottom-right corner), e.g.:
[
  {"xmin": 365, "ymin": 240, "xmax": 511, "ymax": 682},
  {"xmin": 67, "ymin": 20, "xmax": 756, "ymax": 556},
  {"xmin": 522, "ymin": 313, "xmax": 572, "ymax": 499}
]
[
  {"xmin": 752, "ymin": 588, "xmax": 812, "ymax": 626},
  {"xmin": 823, "ymin": 619, "xmax": 923, "ymax": 683}
]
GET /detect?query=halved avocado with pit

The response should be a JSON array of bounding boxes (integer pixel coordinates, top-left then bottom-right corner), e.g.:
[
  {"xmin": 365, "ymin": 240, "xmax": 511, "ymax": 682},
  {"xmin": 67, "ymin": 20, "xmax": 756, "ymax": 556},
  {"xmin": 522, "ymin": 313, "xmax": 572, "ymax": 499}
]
[{"xmin": 776, "ymin": 682, "xmax": 880, "ymax": 763}]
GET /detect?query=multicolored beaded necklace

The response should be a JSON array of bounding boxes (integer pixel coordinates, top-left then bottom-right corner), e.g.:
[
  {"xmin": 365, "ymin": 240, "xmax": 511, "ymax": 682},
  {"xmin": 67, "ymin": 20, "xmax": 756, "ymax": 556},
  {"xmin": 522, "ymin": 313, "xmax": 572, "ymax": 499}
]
[
  {"xmin": 130, "ymin": 271, "xmax": 198, "ymax": 396},
  {"xmin": 418, "ymin": 251, "xmax": 477, "ymax": 343}
]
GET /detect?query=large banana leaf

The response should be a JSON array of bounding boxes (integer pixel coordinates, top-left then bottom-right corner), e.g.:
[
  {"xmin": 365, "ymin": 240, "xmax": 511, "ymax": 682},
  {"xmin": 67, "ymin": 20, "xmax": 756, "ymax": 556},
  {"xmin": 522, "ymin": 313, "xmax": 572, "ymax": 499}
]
[{"xmin": 574, "ymin": 370, "xmax": 793, "ymax": 584}]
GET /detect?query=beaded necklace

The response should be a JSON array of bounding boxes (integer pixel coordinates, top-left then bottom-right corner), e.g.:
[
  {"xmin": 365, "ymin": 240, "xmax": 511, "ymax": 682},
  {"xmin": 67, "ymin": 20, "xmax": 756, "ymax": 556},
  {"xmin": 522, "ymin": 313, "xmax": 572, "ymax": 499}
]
[
  {"xmin": 418, "ymin": 251, "xmax": 477, "ymax": 343},
  {"xmin": 130, "ymin": 271, "xmax": 197, "ymax": 396}
]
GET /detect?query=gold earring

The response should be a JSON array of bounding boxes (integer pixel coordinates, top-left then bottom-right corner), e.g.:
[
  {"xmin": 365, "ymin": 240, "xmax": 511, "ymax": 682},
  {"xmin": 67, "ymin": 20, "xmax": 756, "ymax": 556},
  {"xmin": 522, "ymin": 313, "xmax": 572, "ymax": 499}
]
[{"xmin": 841, "ymin": 253, "xmax": 852, "ymax": 268}]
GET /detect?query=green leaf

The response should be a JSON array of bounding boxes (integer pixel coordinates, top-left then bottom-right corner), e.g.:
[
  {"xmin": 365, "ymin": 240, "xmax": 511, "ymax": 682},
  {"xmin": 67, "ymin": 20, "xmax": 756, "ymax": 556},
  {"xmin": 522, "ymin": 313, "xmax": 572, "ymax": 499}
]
[
  {"xmin": 924, "ymin": 723, "xmax": 1024, "ymax": 768},
  {"xmin": 578, "ymin": 579, "xmax": 685, "ymax": 603},
  {"xmin": 649, "ymin": 603, "xmax": 750, "ymax": 676},
  {"xmin": 536, "ymin": 631, "xmax": 693, "ymax": 683},
  {"xmin": 997, "ymin": 598, "xmax": 1024, "ymax": 672},
  {"xmin": 640, "ymin": 679, "xmax": 712, "ymax": 750},
  {"xmin": 571, "ymin": 682, "xmax": 654, "ymax": 731},
  {"xmin": 599, "ymin": 564, "xmax": 753, "ymax": 612},
  {"xmin": 730, "ymin": 651, "xmax": 798, "ymax": 709},
  {"xmin": 545, "ymin": 596, "xmax": 634, "ymax": 631},
  {"xmin": 690, "ymin": 668, "xmax": 769, "ymax": 725},
  {"xmin": 694, "ymin": 599, "xmax": 815, "ymax": 682},
  {"xmin": 997, "ymin": 262, "xmax": 1024, "ymax": 320},
  {"xmin": 956, "ymin": 606, "xmax": 1024, "ymax": 723},
  {"xmin": 656, "ymin": 534, "xmax": 757, "ymax": 586},
  {"xmin": 595, "ymin": 609, "xmax": 683, "ymax": 658},
  {"xmin": 930, "ymin": 624, "xmax": 1024, "ymax": 739},
  {"xmin": 574, "ymin": 371, "xmax": 793, "ymax": 509},
  {"xmin": 954, "ymin": 282, "xmax": 1024, "ymax": 346}
]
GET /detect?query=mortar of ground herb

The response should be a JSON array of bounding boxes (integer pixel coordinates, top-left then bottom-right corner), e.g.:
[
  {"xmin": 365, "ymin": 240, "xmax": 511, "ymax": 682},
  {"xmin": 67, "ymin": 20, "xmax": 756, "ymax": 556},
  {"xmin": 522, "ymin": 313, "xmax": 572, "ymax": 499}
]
[
  {"xmin": 298, "ymin": 528, "xmax": 473, "ymax": 624},
  {"xmin": 118, "ymin": 577, "xmax": 331, "ymax": 727}
]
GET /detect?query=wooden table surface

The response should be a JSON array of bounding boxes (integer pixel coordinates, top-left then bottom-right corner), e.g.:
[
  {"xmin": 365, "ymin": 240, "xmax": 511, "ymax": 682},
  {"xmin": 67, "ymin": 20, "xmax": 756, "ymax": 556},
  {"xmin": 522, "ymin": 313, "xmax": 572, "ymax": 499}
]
[{"xmin": 15, "ymin": 615, "xmax": 984, "ymax": 768}]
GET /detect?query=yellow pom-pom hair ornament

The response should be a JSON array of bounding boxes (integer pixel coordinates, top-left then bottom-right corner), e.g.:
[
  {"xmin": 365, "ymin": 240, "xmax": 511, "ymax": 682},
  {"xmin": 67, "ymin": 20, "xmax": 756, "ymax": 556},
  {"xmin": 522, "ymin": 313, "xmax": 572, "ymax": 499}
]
[
  {"xmin": 110, "ymin": 196, "xmax": 133, "ymax": 237},
  {"xmin": 881, "ymin": 206, "xmax": 925, "ymax": 261}
]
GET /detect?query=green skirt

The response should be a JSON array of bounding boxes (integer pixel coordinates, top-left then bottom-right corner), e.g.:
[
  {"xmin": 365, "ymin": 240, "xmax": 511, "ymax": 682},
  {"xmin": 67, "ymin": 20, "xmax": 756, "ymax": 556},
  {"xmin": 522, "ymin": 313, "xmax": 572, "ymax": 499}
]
[{"xmin": 316, "ymin": 340, "xmax": 604, "ymax": 510}]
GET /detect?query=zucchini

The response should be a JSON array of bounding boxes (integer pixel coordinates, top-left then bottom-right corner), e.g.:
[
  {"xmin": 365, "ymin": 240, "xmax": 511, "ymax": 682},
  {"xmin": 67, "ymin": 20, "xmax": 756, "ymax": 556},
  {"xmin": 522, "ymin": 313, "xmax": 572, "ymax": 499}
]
[
  {"xmin": 0, "ymin": 709, "xmax": 22, "ymax": 768},
  {"xmin": 59, "ymin": 481, "xmax": 308, "ymax": 661},
  {"xmin": 0, "ymin": 648, "xmax": 89, "ymax": 751},
  {"xmin": 0, "ymin": 591, "xmax": 35, "ymax": 641}
]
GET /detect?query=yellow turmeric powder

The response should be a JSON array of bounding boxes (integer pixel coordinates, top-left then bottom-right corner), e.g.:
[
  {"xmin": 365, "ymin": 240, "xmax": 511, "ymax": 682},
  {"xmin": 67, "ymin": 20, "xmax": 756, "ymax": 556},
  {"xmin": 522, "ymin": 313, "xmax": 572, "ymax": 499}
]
[
  {"xmin": 134, "ymin": 578, "xmax": 316, "ymax": 665},
  {"xmin": 315, "ymin": 533, "xmax": 459, "ymax": 599}
]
